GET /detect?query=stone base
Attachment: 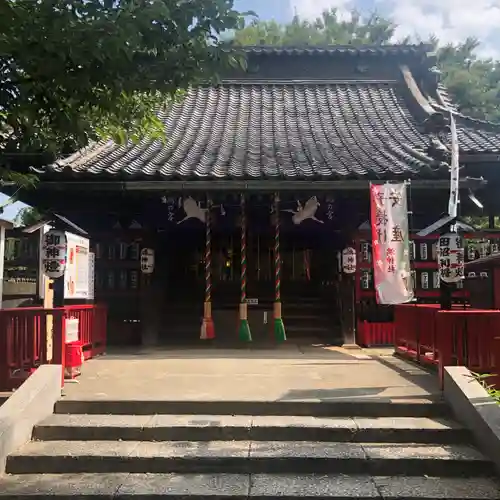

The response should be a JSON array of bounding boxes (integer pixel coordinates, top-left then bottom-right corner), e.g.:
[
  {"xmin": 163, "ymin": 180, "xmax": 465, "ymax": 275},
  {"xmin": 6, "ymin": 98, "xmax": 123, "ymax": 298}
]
[{"xmin": 341, "ymin": 343, "xmax": 361, "ymax": 350}]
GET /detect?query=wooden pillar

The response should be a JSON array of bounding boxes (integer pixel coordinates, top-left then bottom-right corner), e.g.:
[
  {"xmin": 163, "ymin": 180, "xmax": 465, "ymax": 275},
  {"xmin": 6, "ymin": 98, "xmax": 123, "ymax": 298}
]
[
  {"xmin": 342, "ymin": 234, "xmax": 359, "ymax": 348},
  {"xmin": 140, "ymin": 272, "xmax": 160, "ymax": 346},
  {"xmin": 140, "ymin": 235, "xmax": 160, "ymax": 347}
]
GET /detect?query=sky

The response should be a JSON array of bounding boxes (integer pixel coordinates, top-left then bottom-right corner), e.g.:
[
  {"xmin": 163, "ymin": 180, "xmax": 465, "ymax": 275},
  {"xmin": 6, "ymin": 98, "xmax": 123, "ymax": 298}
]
[
  {"xmin": 235, "ymin": 0, "xmax": 500, "ymax": 59},
  {"xmin": 2, "ymin": 0, "xmax": 498, "ymax": 221}
]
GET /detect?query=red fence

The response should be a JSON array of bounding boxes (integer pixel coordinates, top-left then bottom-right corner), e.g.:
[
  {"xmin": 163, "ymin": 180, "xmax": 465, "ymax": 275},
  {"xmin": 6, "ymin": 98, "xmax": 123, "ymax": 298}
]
[
  {"xmin": 0, "ymin": 304, "xmax": 107, "ymax": 391},
  {"xmin": 394, "ymin": 304, "xmax": 500, "ymax": 388},
  {"xmin": 357, "ymin": 321, "xmax": 395, "ymax": 347},
  {"xmin": 394, "ymin": 304, "xmax": 441, "ymax": 366},
  {"xmin": 64, "ymin": 305, "xmax": 107, "ymax": 360}
]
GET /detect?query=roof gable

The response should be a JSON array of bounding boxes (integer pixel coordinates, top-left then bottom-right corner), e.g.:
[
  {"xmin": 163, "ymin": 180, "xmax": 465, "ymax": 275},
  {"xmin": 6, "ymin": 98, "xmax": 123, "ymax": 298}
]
[{"xmin": 224, "ymin": 44, "xmax": 434, "ymax": 83}]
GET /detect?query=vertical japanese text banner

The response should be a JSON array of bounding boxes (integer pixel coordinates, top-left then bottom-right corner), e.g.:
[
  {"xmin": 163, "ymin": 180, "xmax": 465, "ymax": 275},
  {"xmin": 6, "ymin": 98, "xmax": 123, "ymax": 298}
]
[{"xmin": 370, "ymin": 183, "xmax": 414, "ymax": 305}]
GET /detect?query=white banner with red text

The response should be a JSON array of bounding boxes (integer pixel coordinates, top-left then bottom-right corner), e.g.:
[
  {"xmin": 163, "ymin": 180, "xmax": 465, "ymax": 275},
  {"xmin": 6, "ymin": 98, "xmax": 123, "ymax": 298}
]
[{"xmin": 370, "ymin": 183, "xmax": 414, "ymax": 305}]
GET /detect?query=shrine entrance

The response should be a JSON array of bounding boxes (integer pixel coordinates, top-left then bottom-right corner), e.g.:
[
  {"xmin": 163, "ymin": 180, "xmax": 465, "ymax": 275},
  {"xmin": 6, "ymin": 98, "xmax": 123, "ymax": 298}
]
[
  {"xmin": 155, "ymin": 221, "xmax": 341, "ymax": 343},
  {"xmin": 145, "ymin": 191, "xmax": 349, "ymax": 345}
]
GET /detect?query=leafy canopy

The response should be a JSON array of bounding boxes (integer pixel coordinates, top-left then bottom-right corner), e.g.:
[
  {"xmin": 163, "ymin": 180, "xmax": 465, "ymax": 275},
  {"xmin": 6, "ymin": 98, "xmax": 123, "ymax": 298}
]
[
  {"xmin": 0, "ymin": 0, "xmax": 247, "ymax": 161},
  {"xmin": 233, "ymin": 10, "xmax": 397, "ymax": 46}
]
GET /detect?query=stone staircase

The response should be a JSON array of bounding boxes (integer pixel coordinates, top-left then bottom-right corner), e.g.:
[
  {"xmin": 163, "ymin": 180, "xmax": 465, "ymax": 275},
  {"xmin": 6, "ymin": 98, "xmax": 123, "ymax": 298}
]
[
  {"xmin": 282, "ymin": 296, "xmax": 341, "ymax": 343},
  {"xmin": 1, "ymin": 400, "xmax": 500, "ymax": 498}
]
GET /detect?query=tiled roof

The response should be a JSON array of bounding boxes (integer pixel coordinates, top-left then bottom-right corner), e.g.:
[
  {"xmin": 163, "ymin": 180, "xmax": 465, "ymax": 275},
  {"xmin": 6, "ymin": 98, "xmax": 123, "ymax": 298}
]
[
  {"xmin": 451, "ymin": 115, "xmax": 500, "ymax": 154},
  {"xmin": 47, "ymin": 45, "xmax": 500, "ymax": 181},
  {"xmin": 49, "ymin": 82, "xmax": 443, "ymax": 180},
  {"xmin": 433, "ymin": 105, "xmax": 500, "ymax": 154},
  {"xmin": 428, "ymin": 85, "xmax": 500, "ymax": 153}
]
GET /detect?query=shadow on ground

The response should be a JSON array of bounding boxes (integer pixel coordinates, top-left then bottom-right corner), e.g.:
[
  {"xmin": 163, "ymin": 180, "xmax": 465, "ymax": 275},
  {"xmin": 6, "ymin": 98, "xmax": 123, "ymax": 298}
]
[{"xmin": 97, "ymin": 345, "xmax": 355, "ymax": 361}]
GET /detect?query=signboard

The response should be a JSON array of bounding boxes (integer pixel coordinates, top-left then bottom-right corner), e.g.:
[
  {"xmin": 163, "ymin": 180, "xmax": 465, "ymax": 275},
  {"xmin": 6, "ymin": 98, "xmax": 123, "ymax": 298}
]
[
  {"xmin": 42, "ymin": 230, "xmax": 67, "ymax": 279},
  {"xmin": 140, "ymin": 248, "xmax": 155, "ymax": 274},
  {"xmin": 341, "ymin": 247, "xmax": 356, "ymax": 274},
  {"xmin": 245, "ymin": 298, "xmax": 259, "ymax": 305},
  {"xmin": 88, "ymin": 252, "xmax": 95, "ymax": 301},
  {"xmin": 370, "ymin": 183, "xmax": 413, "ymax": 305},
  {"xmin": 438, "ymin": 233, "xmax": 464, "ymax": 283},
  {"xmin": 64, "ymin": 233, "xmax": 90, "ymax": 299},
  {"xmin": 65, "ymin": 317, "xmax": 79, "ymax": 343}
]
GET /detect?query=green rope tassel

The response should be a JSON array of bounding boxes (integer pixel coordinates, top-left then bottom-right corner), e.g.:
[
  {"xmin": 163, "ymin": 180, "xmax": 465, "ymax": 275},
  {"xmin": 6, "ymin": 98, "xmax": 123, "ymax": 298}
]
[
  {"xmin": 274, "ymin": 317, "xmax": 286, "ymax": 343},
  {"xmin": 239, "ymin": 317, "xmax": 252, "ymax": 342}
]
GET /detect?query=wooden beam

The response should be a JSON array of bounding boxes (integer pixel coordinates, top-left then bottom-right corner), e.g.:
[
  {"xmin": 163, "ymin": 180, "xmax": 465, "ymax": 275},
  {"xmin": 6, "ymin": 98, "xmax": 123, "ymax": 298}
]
[
  {"xmin": 461, "ymin": 154, "xmax": 500, "ymax": 163},
  {"xmin": 34, "ymin": 179, "xmax": 468, "ymax": 192}
]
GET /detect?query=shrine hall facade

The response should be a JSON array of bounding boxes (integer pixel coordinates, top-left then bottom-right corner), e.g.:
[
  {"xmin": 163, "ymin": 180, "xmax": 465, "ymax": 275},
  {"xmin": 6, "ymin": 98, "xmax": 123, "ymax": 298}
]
[{"xmin": 15, "ymin": 44, "xmax": 500, "ymax": 346}]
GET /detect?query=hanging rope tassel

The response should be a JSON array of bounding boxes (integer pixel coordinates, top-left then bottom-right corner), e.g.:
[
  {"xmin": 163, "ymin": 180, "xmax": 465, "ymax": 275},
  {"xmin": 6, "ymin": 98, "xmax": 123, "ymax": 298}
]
[
  {"xmin": 273, "ymin": 192, "xmax": 286, "ymax": 342},
  {"xmin": 201, "ymin": 196, "xmax": 215, "ymax": 340},
  {"xmin": 238, "ymin": 194, "xmax": 252, "ymax": 342}
]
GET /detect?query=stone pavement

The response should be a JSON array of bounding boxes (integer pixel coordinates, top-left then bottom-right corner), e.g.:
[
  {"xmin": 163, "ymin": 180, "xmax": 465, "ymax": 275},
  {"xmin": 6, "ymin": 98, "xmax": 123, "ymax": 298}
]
[{"xmin": 62, "ymin": 344, "xmax": 441, "ymax": 403}]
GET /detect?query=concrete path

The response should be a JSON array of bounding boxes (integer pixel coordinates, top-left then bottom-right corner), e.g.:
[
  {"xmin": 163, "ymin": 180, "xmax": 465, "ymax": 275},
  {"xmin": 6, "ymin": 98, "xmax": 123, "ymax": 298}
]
[{"xmin": 63, "ymin": 345, "xmax": 441, "ymax": 403}]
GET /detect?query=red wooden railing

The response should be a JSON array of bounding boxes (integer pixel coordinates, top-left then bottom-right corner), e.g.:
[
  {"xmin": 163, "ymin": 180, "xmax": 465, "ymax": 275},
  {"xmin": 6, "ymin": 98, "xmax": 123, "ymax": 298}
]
[
  {"xmin": 436, "ymin": 310, "xmax": 500, "ymax": 388},
  {"xmin": 394, "ymin": 304, "xmax": 500, "ymax": 388},
  {"xmin": 0, "ymin": 304, "xmax": 107, "ymax": 391},
  {"xmin": 357, "ymin": 320, "xmax": 395, "ymax": 347},
  {"xmin": 64, "ymin": 305, "xmax": 107, "ymax": 360},
  {"xmin": 394, "ymin": 304, "xmax": 441, "ymax": 366}
]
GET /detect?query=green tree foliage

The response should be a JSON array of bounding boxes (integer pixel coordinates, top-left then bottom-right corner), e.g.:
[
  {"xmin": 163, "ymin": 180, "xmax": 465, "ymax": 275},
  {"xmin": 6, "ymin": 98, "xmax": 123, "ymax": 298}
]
[
  {"xmin": 14, "ymin": 207, "xmax": 43, "ymax": 227},
  {"xmin": 233, "ymin": 9, "xmax": 500, "ymax": 122},
  {"xmin": 437, "ymin": 38, "xmax": 500, "ymax": 122},
  {"xmin": 234, "ymin": 10, "xmax": 397, "ymax": 46},
  {"xmin": 0, "ymin": 0, "xmax": 247, "ymax": 170}
]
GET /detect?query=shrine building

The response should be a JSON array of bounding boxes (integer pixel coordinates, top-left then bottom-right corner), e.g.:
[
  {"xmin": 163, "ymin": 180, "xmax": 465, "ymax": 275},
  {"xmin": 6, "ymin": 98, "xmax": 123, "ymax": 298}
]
[{"xmin": 15, "ymin": 44, "xmax": 500, "ymax": 346}]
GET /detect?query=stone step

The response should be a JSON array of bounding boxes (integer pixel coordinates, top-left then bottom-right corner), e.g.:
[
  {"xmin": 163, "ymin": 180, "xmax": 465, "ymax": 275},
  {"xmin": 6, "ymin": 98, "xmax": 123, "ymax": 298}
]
[
  {"xmin": 283, "ymin": 302, "xmax": 331, "ymax": 310},
  {"xmin": 0, "ymin": 391, "xmax": 11, "ymax": 406},
  {"xmin": 284, "ymin": 325, "xmax": 334, "ymax": 334},
  {"xmin": 53, "ymin": 400, "xmax": 449, "ymax": 418},
  {"xmin": 1, "ymin": 473, "xmax": 500, "ymax": 499},
  {"xmin": 6, "ymin": 440, "xmax": 494, "ymax": 476},
  {"xmin": 282, "ymin": 313, "xmax": 332, "ymax": 321},
  {"xmin": 33, "ymin": 414, "xmax": 470, "ymax": 444}
]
